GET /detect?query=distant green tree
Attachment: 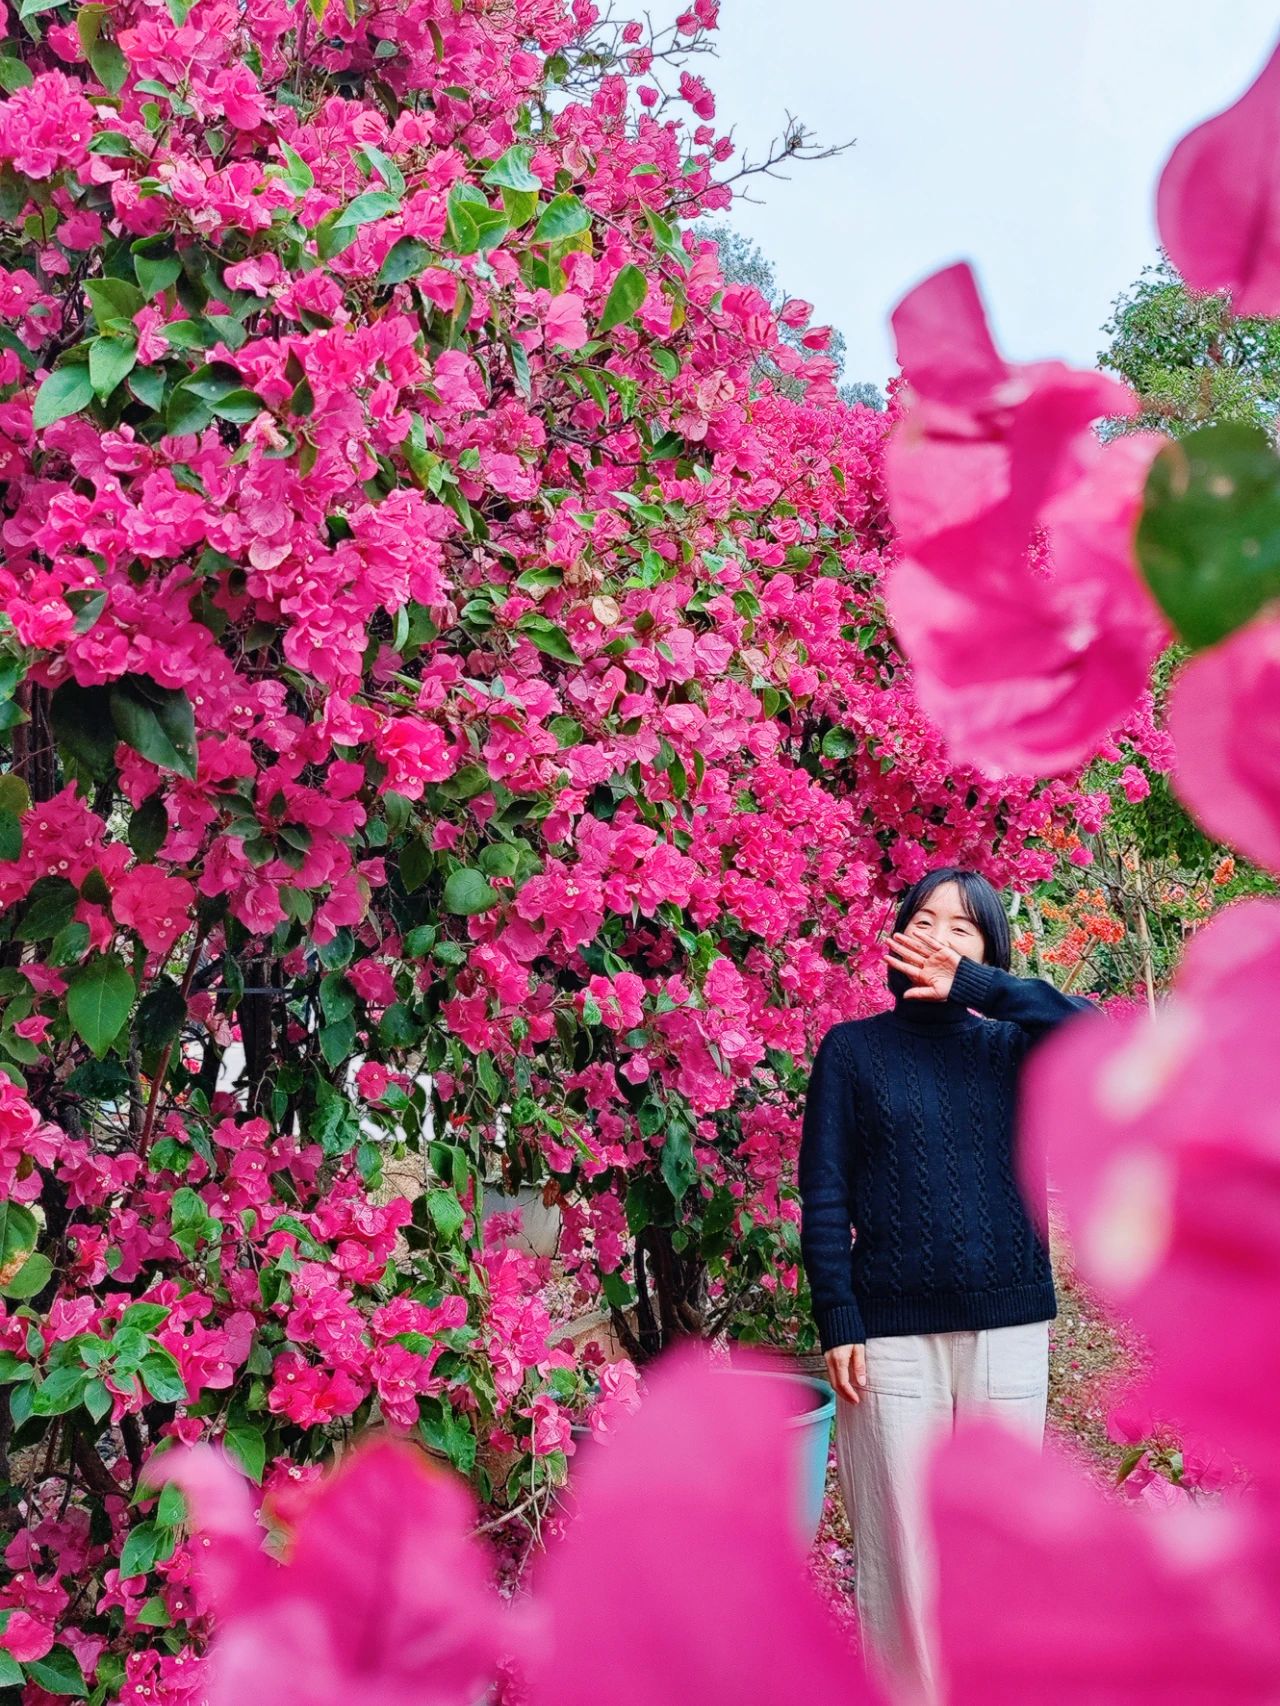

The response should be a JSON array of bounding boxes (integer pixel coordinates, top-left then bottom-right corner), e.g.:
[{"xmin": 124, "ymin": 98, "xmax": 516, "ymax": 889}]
[
  {"xmin": 1098, "ymin": 253, "xmax": 1280, "ymax": 438},
  {"xmin": 702, "ymin": 224, "xmax": 885, "ymax": 410},
  {"xmin": 1045, "ymin": 257, "xmax": 1280, "ymax": 1002}
]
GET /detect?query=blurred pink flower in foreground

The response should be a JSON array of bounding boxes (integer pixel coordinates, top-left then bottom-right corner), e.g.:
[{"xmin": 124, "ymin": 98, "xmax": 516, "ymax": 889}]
[
  {"xmin": 151, "ymin": 1438, "xmax": 506, "ymax": 1706},
  {"xmin": 158, "ymin": 1341, "xmax": 888, "ymax": 1706},
  {"xmin": 1019, "ymin": 896, "xmax": 1280, "ymax": 1479},
  {"xmin": 927, "ymin": 1417, "xmax": 1280, "ymax": 1704},
  {"xmin": 883, "ymin": 262, "xmax": 1168, "ymax": 778},
  {"xmin": 513, "ymin": 1339, "xmax": 886, "ymax": 1706},
  {"xmin": 1167, "ymin": 615, "xmax": 1280, "ymax": 876},
  {"xmin": 1157, "ymin": 35, "xmax": 1280, "ymax": 316}
]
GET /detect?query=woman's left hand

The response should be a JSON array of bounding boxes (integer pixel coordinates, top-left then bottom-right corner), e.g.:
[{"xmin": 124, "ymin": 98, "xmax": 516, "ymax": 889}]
[{"xmin": 886, "ymin": 930, "xmax": 962, "ymax": 1001}]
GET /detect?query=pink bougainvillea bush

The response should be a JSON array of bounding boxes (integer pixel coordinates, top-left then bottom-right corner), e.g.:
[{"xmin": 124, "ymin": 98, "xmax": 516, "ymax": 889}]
[
  {"xmin": 0, "ymin": 0, "xmax": 1160, "ymax": 1695},
  {"xmin": 149, "ymin": 26, "xmax": 1280, "ymax": 1706}
]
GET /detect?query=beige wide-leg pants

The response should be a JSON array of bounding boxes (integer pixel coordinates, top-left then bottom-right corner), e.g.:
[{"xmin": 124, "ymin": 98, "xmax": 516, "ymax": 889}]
[{"xmin": 834, "ymin": 1319, "xmax": 1050, "ymax": 1706}]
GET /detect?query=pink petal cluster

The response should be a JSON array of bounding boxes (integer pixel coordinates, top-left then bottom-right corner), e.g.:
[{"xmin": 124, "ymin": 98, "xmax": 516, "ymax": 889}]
[
  {"xmin": 884, "ymin": 263, "xmax": 1169, "ymax": 776},
  {"xmin": 1157, "ymin": 37, "xmax": 1280, "ymax": 315}
]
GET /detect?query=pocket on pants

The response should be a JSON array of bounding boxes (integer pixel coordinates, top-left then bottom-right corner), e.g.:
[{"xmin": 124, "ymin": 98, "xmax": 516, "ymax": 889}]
[
  {"xmin": 865, "ymin": 1335, "xmax": 924, "ymax": 1397},
  {"xmin": 984, "ymin": 1321, "xmax": 1047, "ymax": 1399}
]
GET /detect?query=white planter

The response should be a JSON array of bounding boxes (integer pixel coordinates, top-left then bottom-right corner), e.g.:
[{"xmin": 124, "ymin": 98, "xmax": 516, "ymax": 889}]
[{"xmin": 480, "ymin": 1183, "xmax": 562, "ymax": 1258}]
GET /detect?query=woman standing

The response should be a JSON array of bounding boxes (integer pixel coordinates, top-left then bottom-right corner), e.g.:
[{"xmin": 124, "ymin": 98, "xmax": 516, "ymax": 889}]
[{"xmin": 797, "ymin": 867, "xmax": 1095, "ymax": 1705}]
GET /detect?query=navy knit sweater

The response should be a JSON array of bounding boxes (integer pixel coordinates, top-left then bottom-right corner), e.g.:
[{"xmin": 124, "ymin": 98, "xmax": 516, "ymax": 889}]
[{"xmin": 798, "ymin": 956, "xmax": 1097, "ymax": 1350}]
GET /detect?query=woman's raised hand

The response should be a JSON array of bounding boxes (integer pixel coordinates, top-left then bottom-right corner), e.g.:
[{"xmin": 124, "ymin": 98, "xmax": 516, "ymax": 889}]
[{"xmin": 886, "ymin": 929, "xmax": 962, "ymax": 1001}]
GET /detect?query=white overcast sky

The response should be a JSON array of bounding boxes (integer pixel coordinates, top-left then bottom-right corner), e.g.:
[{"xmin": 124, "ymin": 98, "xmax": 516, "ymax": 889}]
[{"xmin": 660, "ymin": 0, "xmax": 1280, "ymax": 388}]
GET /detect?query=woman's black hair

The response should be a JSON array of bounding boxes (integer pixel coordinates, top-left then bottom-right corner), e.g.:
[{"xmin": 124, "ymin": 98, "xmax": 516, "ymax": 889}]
[{"xmin": 886, "ymin": 867, "xmax": 1012, "ymax": 998}]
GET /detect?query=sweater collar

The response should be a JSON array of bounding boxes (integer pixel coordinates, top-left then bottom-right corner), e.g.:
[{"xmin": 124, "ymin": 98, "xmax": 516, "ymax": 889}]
[{"xmin": 887, "ymin": 989, "xmax": 978, "ymax": 1032}]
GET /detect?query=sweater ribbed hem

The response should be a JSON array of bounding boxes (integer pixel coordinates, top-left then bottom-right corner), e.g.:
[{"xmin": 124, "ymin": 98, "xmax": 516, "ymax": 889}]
[
  {"xmin": 815, "ymin": 1301, "xmax": 867, "ymax": 1353},
  {"xmin": 856, "ymin": 1280, "xmax": 1057, "ymax": 1338},
  {"xmin": 948, "ymin": 954, "xmax": 998, "ymax": 1011}
]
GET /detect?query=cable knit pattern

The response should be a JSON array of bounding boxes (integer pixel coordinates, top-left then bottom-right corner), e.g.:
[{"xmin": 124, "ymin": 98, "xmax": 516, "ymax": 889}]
[
  {"xmin": 932, "ymin": 1034, "xmax": 969, "ymax": 1287},
  {"xmin": 960, "ymin": 1026, "xmax": 999, "ymax": 1289},
  {"xmin": 797, "ymin": 959, "xmax": 1096, "ymax": 1351}
]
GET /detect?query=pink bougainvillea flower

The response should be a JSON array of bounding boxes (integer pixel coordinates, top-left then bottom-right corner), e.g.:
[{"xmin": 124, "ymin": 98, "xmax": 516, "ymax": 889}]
[
  {"xmin": 883, "ymin": 263, "xmax": 1165, "ymax": 776},
  {"xmin": 1019, "ymin": 896, "xmax": 1280, "ymax": 1478},
  {"xmin": 513, "ymin": 1337, "xmax": 885, "ymax": 1706},
  {"xmin": 151, "ymin": 1439, "xmax": 505, "ymax": 1706},
  {"xmin": 544, "ymin": 291, "xmax": 589, "ymax": 350},
  {"xmin": 1157, "ymin": 37, "xmax": 1280, "ymax": 316},
  {"xmin": 886, "ymin": 426, "xmax": 1169, "ymax": 776},
  {"xmin": 1165, "ymin": 614, "xmax": 1280, "ymax": 876},
  {"xmin": 926, "ymin": 1418, "xmax": 1280, "ymax": 1704},
  {"xmin": 0, "ymin": 1609, "xmax": 57, "ymax": 1663}
]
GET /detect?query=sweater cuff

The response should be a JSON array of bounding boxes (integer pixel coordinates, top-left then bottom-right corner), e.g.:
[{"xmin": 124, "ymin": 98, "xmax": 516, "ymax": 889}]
[
  {"xmin": 816, "ymin": 1302, "xmax": 866, "ymax": 1351},
  {"xmin": 949, "ymin": 955, "xmax": 998, "ymax": 1012}
]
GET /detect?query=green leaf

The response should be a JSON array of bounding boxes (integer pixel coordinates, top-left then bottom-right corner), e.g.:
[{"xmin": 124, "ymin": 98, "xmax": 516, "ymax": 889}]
[
  {"xmin": 319, "ymin": 970, "xmax": 354, "ymax": 1024},
  {"xmin": 279, "ymin": 140, "xmax": 314, "ymax": 195},
  {"xmin": 425, "ymin": 1188, "xmax": 465, "ymax": 1241},
  {"xmin": 533, "ymin": 194, "xmax": 591, "ymax": 243},
  {"xmin": 32, "ymin": 1367, "xmax": 88, "ymax": 1417},
  {"xmin": 0, "ymin": 1648, "xmax": 22, "ymax": 1687},
  {"xmin": 119, "ymin": 1520, "xmax": 165, "ymax": 1581},
  {"xmin": 482, "ymin": 144, "xmax": 540, "ymax": 191},
  {"xmin": 420, "ymin": 1396, "xmax": 476, "ymax": 1473},
  {"xmin": 0, "ymin": 811, "xmax": 20, "ymax": 861},
  {"xmin": 15, "ymin": 876, "xmax": 79, "ymax": 941},
  {"xmin": 660, "ymin": 1120, "xmax": 697, "ymax": 1203},
  {"xmin": 224, "ymin": 1422, "xmax": 266, "ymax": 1482},
  {"xmin": 109, "ymin": 676, "xmax": 197, "ymax": 779},
  {"xmin": 23, "ymin": 1644, "xmax": 87, "ymax": 1698},
  {"xmin": 77, "ymin": 6, "xmax": 126, "ymax": 93},
  {"xmin": 136, "ymin": 979, "xmax": 186, "ymax": 1054},
  {"xmin": 209, "ymin": 388, "xmax": 263, "ymax": 423},
  {"xmin": 67, "ymin": 952, "xmax": 134, "ymax": 1057},
  {"xmin": 139, "ymin": 1349, "xmax": 187, "ymax": 1404},
  {"xmin": 360, "ymin": 144, "xmax": 405, "ymax": 194},
  {"xmin": 89, "ymin": 335, "xmax": 138, "ymax": 398},
  {"xmin": 821, "ymin": 727, "xmax": 857, "ymax": 760},
  {"xmin": 442, "ymin": 867, "xmax": 500, "ymax": 915},
  {"xmin": 333, "ymin": 188, "xmax": 401, "ymax": 231},
  {"xmin": 164, "ymin": 382, "xmax": 213, "ymax": 436},
  {"xmin": 0, "ymin": 56, "xmax": 34, "ymax": 92},
  {"xmin": 128, "ymin": 794, "xmax": 169, "ymax": 861},
  {"xmin": 121, "ymin": 1302, "xmax": 170, "ymax": 1333},
  {"xmin": 125, "ymin": 366, "xmax": 164, "ymax": 410},
  {"xmin": 318, "ymin": 1017, "xmax": 356, "ymax": 1068},
  {"xmin": 88, "ymin": 130, "xmax": 140, "ymax": 158},
  {"xmin": 597, "ymin": 263, "xmax": 647, "ymax": 334},
  {"xmin": 84, "ymin": 277, "xmax": 145, "ymax": 328},
  {"xmin": 156, "ymin": 1479, "xmax": 186, "ymax": 1526},
  {"xmin": 445, "ymin": 183, "xmax": 507, "ymax": 256},
  {"xmin": 50, "ymin": 680, "xmax": 116, "ymax": 776},
  {"xmin": 33, "ymin": 365, "xmax": 94, "ymax": 429},
  {"xmin": 1136, "ymin": 423, "xmax": 1280, "ymax": 650},
  {"xmin": 132, "ymin": 242, "xmax": 182, "ymax": 298},
  {"xmin": 651, "ymin": 347, "xmax": 680, "ymax": 381},
  {"xmin": 87, "ymin": 32, "xmax": 125, "ymax": 91},
  {"xmin": 0, "ymin": 1201, "xmax": 37, "ymax": 1274},
  {"xmin": 377, "ymin": 236, "xmax": 432, "ymax": 285},
  {"xmin": 516, "ymin": 613, "xmax": 577, "ymax": 662},
  {"xmin": 1, "ymin": 1251, "xmax": 51, "ymax": 1300},
  {"xmin": 499, "ymin": 184, "xmax": 538, "ymax": 229},
  {"xmin": 18, "ymin": 0, "xmax": 66, "ymax": 20}
]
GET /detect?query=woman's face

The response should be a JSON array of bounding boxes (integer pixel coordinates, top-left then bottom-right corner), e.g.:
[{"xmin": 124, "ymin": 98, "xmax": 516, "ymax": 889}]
[{"xmin": 904, "ymin": 881, "xmax": 986, "ymax": 964}]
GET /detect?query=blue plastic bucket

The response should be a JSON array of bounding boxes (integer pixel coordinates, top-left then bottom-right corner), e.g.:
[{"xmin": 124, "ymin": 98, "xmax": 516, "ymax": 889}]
[
  {"xmin": 568, "ymin": 1366, "xmax": 836, "ymax": 1547},
  {"xmin": 711, "ymin": 1366, "xmax": 836, "ymax": 1546}
]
